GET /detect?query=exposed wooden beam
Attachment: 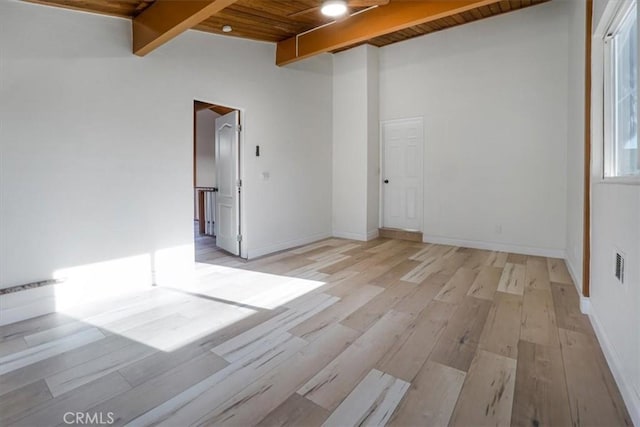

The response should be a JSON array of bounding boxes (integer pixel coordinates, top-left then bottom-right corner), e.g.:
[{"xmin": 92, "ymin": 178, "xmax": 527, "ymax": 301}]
[
  {"xmin": 133, "ymin": 0, "xmax": 239, "ymax": 56},
  {"xmin": 276, "ymin": 0, "xmax": 501, "ymax": 66}
]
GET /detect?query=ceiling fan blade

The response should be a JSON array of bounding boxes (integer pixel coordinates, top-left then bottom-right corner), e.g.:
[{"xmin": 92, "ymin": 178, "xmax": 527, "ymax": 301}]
[{"xmin": 347, "ymin": 0, "xmax": 390, "ymax": 7}]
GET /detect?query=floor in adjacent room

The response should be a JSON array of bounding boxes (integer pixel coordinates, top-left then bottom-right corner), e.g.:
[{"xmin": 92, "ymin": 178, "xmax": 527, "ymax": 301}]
[{"xmin": 0, "ymin": 238, "xmax": 632, "ymax": 426}]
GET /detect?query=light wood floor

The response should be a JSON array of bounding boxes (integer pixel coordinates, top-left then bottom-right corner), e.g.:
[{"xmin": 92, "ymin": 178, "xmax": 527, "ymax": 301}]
[{"xmin": 0, "ymin": 237, "xmax": 632, "ymax": 426}]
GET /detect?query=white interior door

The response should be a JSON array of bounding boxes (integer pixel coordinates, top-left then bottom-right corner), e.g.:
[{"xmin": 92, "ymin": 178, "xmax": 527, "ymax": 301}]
[
  {"xmin": 382, "ymin": 118, "xmax": 423, "ymax": 231},
  {"xmin": 215, "ymin": 110, "xmax": 240, "ymax": 256}
]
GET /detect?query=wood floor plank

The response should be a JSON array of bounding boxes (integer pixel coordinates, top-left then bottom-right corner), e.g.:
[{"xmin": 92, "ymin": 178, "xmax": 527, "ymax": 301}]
[
  {"xmin": 429, "ymin": 296, "xmax": 492, "ymax": 372},
  {"xmin": 9, "ymin": 372, "xmax": 131, "ymax": 427},
  {"xmin": 369, "ymin": 259, "xmax": 421, "ymax": 287},
  {"xmin": 0, "ymin": 334, "xmax": 133, "ymax": 397},
  {"xmin": 478, "ymin": 291, "xmax": 522, "ymax": 359},
  {"xmin": 126, "ymin": 333, "xmax": 306, "ymax": 427},
  {"xmin": 286, "ymin": 254, "xmax": 351, "ymax": 277},
  {"xmin": 45, "ymin": 340, "xmax": 156, "ymax": 397},
  {"xmin": 525, "ymin": 257, "xmax": 551, "ymax": 290},
  {"xmin": 307, "ymin": 243, "xmax": 362, "ymax": 261},
  {"xmin": 409, "ymin": 244, "xmax": 457, "ymax": 262},
  {"xmin": 389, "ymin": 361, "xmax": 465, "ymax": 427},
  {"xmin": 461, "ymin": 249, "xmax": 492, "ymax": 270},
  {"xmin": 363, "ymin": 246, "xmax": 427, "ymax": 283},
  {"xmin": 520, "ymin": 287, "xmax": 559, "ymax": 347},
  {"xmin": 484, "ymin": 251, "xmax": 508, "ymax": 268},
  {"xmin": 511, "ymin": 340, "xmax": 571, "ymax": 427},
  {"xmin": 117, "ymin": 308, "xmax": 281, "ymax": 387},
  {"xmin": 497, "ymin": 262, "xmax": 526, "ymax": 296},
  {"xmin": 365, "ymin": 239, "xmax": 406, "ymax": 254},
  {"xmin": 0, "ymin": 337, "xmax": 27, "ymax": 358},
  {"xmin": 317, "ymin": 251, "xmax": 371, "ymax": 275},
  {"xmin": 547, "ymin": 258, "xmax": 573, "ymax": 284},
  {"xmin": 0, "ymin": 312, "xmax": 76, "ymax": 343},
  {"xmin": 297, "ymin": 310, "xmax": 414, "ymax": 411},
  {"xmin": 211, "ymin": 293, "xmax": 338, "ymax": 362},
  {"xmin": 377, "ymin": 300, "xmax": 455, "ymax": 382},
  {"xmin": 340, "ymin": 281, "xmax": 416, "ymax": 332},
  {"xmin": 23, "ymin": 321, "xmax": 93, "ymax": 347},
  {"xmin": 558, "ymin": 328, "xmax": 632, "ymax": 427},
  {"xmin": 321, "ymin": 369, "xmax": 410, "ymax": 427},
  {"xmin": 252, "ymin": 255, "xmax": 315, "ymax": 276},
  {"xmin": 506, "ymin": 253, "xmax": 528, "ymax": 265},
  {"xmin": 198, "ymin": 323, "xmax": 359, "ymax": 426},
  {"xmin": 255, "ymin": 393, "xmax": 329, "ymax": 427},
  {"xmin": 467, "ymin": 266, "xmax": 503, "ymax": 300},
  {"xmin": 550, "ymin": 282, "xmax": 594, "ymax": 335},
  {"xmin": 290, "ymin": 284, "xmax": 383, "ymax": 341},
  {"xmin": 0, "ymin": 379, "xmax": 53, "ymax": 425},
  {"xmin": 393, "ymin": 273, "xmax": 450, "ymax": 316},
  {"xmin": 434, "ymin": 267, "xmax": 478, "ymax": 304},
  {"xmin": 0, "ymin": 327, "xmax": 105, "ymax": 375},
  {"xmin": 449, "ymin": 349, "xmax": 517, "ymax": 427},
  {"xmin": 87, "ymin": 352, "xmax": 228, "ymax": 425},
  {"xmin": 401, "ymin": 257, "xmax": 444, "ymax": 284},
  {"xmin": 343, "ymin": 244, "xmax": 412, "ymax": 275}
]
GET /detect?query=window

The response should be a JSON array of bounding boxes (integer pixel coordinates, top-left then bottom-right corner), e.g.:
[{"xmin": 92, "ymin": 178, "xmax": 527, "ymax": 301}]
[{"xmin": 604, "ymin": 1, "xmax": 639, "ymax": 178}]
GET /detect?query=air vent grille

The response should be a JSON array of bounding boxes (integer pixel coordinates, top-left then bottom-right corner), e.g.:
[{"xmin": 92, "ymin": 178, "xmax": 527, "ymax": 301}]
[{"xmin": 615, "ymin": 252, "xmax": 625, "ymax": 283}]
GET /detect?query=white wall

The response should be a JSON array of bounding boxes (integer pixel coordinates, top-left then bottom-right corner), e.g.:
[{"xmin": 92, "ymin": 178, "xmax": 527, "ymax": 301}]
[
  {"xmin": 366, "ymin": 46, "xmax": 380, "ymax": 237},
  {"xmin": 195, "ymin": 108, "xmax": 219, "ymax": 188},
  {"xmin": 565, "ymin": 0, "xmax": 586, "ymax": 289},
  {"xmin": 0, "ymin": 0, "xmax": 333, "ymax": 291},
  {"xmin": 379, "ymin": 1, "xmax": 570, "ymax": 257},
  {"xmin": 587, "ymin": 0, "xmax": 640, "ymax": 423},
  {"xmin": 332, "ymin": 45, "xmax": 379, "ymax": 241}
]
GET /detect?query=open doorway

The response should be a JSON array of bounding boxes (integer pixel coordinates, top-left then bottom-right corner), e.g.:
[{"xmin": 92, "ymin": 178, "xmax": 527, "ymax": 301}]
[{"xmin": 193, "ymin": 100, "xmax": 242, "ymax": 263}]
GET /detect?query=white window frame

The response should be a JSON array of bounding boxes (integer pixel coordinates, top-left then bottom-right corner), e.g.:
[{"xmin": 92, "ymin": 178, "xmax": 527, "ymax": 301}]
[{"xmin": 603, "ymin": 0, "xmax": 640, "ymax": 182}]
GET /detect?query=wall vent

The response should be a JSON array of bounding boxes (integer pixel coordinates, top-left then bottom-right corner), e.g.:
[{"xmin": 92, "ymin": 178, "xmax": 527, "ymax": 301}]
[{"xmin": 615, "ymin": 252, "xmax": 625, "ymax": 284}]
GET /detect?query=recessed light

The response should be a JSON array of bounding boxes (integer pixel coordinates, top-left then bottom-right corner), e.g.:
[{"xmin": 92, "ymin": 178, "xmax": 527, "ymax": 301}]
[
  {"xmin": 321, "ymin": 0, "xmax": 347, "ymax": 17},
  {"xmin": 222, "ymin": 25, "xmax": 232, "ymax": 33}
]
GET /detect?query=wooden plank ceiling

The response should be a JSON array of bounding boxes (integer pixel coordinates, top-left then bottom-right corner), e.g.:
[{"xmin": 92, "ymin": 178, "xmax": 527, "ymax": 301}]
[{"xmin": 26, "ymin": 0, "xmax": 550, "ymax": 54}]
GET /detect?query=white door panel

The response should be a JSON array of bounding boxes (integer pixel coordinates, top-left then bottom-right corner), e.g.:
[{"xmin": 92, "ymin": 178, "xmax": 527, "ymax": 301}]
[
  {"xmin": 215, "ymin": 111, "xmax": 240, "ymax": 256},
  {"xmin": 382, "ymin": 118, "xmax": 423, "ymax": 231}
]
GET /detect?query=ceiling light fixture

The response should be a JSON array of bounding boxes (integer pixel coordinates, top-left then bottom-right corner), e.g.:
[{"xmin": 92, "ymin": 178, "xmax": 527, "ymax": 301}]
[
  {"xmin": 321, "ymin": 0, "xmax": 348, "ymax": 17},
  {"xmin": 222, "ymin": 25, "xmax": 232, "ymax": 33}
]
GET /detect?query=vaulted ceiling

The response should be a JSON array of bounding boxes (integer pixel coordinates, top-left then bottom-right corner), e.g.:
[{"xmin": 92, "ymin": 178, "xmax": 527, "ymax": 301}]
[{"xmin": 25, "ymin": 0, "xmax": 550, "ymax": 64}]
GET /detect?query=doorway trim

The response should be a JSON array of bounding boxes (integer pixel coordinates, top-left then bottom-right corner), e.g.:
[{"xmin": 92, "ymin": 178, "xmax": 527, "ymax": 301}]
[{"xmin": 379, "ymin": 116, "xmax": 425, "ymax": 232}]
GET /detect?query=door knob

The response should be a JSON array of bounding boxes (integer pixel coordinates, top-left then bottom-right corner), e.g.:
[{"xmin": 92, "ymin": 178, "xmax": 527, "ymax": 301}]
[{"xmin": 384, "ymin": 179, "xmax": 389, "ymax": 184}]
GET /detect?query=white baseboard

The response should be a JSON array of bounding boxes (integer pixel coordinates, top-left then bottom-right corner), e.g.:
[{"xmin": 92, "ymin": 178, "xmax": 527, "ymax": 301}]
[
  {"xmin": 564, "ymin": 256, "xmax": 589, "ymax": 313},
  {"xmin": 248, "ymin": 232, "xmax": 332, "ymax": 259},
  {"xmin": 0, "ymin": 274, "xmax": 151, "ymax": 326},
  {"xmin": 332, "ymin": 230, "xmax": 369, "ymax": 242},
  {"xmin": 422, "ymin": 235, "xmax": 566, "ymax": 258},
  {"xmin": 0, "ymin": 286, "xmax": 57, "ymax": 326},
  {"xmin": 366, "ymin": 229, "xmax": 379, "ymax": 241},
  {"xmin": 579, "ymin": 296, "xmax": 591, "ymax": 315},
  {"xmin": 588, "ymin": 307, "xmax": 640, "ymax": 426}
]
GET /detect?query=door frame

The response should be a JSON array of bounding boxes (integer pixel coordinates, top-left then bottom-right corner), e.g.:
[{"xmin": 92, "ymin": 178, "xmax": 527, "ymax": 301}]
[
  {"xmin": 379, "ymin": 116, "xmax": 425, "ymax": 232},
  {"xmin": 193, "ymin": 99, "xmax": 247, "ymax": 259}
]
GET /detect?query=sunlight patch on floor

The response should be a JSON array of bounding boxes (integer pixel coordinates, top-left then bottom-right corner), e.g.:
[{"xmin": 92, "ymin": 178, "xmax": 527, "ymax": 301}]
[{"xmin": 53, "ymin": 256, "xmax": 326, "ymax": 351}]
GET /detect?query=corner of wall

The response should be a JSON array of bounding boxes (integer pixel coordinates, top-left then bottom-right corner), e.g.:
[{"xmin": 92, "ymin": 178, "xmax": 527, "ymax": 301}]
[{"xmin": 564, "ymin": 253, "xmax": 585, "ymax": 301}]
